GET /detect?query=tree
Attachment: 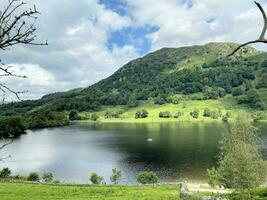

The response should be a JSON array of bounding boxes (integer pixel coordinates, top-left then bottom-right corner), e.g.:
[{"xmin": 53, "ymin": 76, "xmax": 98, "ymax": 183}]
[
  {"xmin": 190, "ymin": 109, "xmax": 199, "ymax": 119},
  {"xmin": 215, "ymin": 113, "xmax": 265, "ymax": 198},
  {"xmin": 69, "ymin": 110, "xmax": 81, "ymax": 121},
  {"xmin": 135, "ymin": 110, "xmax": 149, "ymax": 119},
  {"xmin": 42, "ymin": 172, "xmax": 54, "ymax": 183},
  {"xmin": 0, "ymin": 0, "xmax": 47, "ymax": 99},
  {"xmin": 137, "ymin": 172, "xmax": 158, "ymax": 184},
  {"xmin": 0, "ymin": 0, "xmax": 47, "ymax": 160},
  {"xmin": 207, "ymin": 167, "xmax": 219, "ymax": 188},
  {"xmin": 0, "ymin": 167, "xmax": 11, "ymax": 178},
  {"xmin": 203, "ymin": 108, "xmax": 211, "ymax": 117},
  {"xmin": 110, "ymin": 168, "xmax": 122, "ymax": 185},
  {"xmin": 90, "ymin": 172, "xmax": 103, "ymax": 185},
  {"xmin": 27, "ymin": 172, "xmax": 40, "ymax": 182}
]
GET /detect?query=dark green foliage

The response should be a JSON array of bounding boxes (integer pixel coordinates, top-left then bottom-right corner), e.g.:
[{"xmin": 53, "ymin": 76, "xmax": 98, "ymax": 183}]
[
  {"xmin": 27, "ymin": 172, "xmax": 39, "ymax": 182},
  {"xmin": 69, "ymin": 110, "xmax": 81, "ymax": 121},
  {"xmin": 24, "ymin": 109, "xmax": 69, "ymax": 129},
  {"xmin": 137, "ymin": 172, "xmax": 158, "ymax": 184},
  {"xmin": 256, "ymin": 73, "xmax": 267, "ymax": 89},
  {"xmin": 110, "ymin": 168, "xmax": 122, "ymax": 185},
  {"xmin": 238, "ymin": 89, "xmax": 265, "ymax": 110},
  {"xmin": 154, "ymin": 96, "xmax": 167, "ymax": 105},
  {"xmin": 232, "ymin": 86, "xmax": 246, "ymax": 96},
  {"xmin": 261, "ymin": 60, "xmax": 267, "ymax": 68},
  {"xmin": 0, "ymin": 167, "xmax": 11, "ymax": 178},
  {"xmin": 210, "ymin": 110, "xmax": 219, "ymax": 119},
  {"xmin": 42, "ymin": 172, "xmax": 54, "ymax": 183},
  {"xmin": 90, "ymin": 172, "xmax": 103, "ymax": 185},
  {"xmin": 127, "ymin": 96, "xmax": 139, "ymax": 108},
  {"xmin": 0, "ymin": 116, "xmax": 25, "ymax": 138},
  {"xmin": 203, "ymin": 108, "xmax": 211, "ymax": 117},
  {"xmin": 135, "ymin": 110, "xmax": 149, "ymax": 119},
  {"xmin": 222, "ymin": 116, "xmax": 228, "ymax": 122},
  {"xmin": 190, "ymin": 109, "xmax": 199, "ymax": 119},
  {"xmin": 159, "ymin": 111, "xmax": 172, "ymax": 118},
  {"xmin": 203, "ymin": 86, "xmax": 220, "ymax": 99}
]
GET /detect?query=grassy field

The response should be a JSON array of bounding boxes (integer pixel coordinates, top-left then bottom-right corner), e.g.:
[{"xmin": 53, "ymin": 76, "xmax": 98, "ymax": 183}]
[
  {"xmin": 0, "ymin": 182, "xmax": 179, "ymax": 200},
  {"xmin": 79, "ymin": 96, "xmax": 267, "ymax": 123}
]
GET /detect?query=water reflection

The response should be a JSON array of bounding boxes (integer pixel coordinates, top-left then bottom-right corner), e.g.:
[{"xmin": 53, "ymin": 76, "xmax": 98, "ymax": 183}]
[{"xmin": 0, "ymin": 122, "xmax": 266, "ymax": 184}]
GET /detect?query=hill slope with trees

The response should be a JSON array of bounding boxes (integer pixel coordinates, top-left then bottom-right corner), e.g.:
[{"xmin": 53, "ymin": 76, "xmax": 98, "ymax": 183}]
[{"xmin": 0, "ymin": 42, "xmax": 267, "ymax": 127}]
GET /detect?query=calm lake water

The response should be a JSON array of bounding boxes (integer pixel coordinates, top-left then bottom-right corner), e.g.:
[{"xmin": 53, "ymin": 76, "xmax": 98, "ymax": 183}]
[{"xmin": 0, "ymin": 122, "xmax": 267, "ymax": 184}]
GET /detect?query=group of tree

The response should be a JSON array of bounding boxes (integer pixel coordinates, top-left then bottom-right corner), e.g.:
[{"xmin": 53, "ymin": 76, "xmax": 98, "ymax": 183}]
[
  {"xmin": 89, "ymin": 170, "xmax": 158, "ymax": 185},
  {"xmin": 0, "ymin": 167, "xmax": 54, "ymax": 183},
  {"xmin": 207, "ymin": 113, "xmax": 266, "ymax": 199}
]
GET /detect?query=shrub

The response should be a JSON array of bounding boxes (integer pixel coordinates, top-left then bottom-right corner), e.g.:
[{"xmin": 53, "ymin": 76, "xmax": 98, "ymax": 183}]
[
  {"xmin": 90, "ymin": 172, "xmax": 103, "ymax": 185},
  {"xmin": 69, "ymin": 110, "xmax": 81, "ymax": 120},
  {"xmin": 222, "ymin": 116, "xmax": 228, "ymax": 123},
  {"xmin": 207, "ymin": 167, "xmax": 219, "ymax": 188},
  {"xmin": 91, "ymin": 113, "xmax": 99, "ymax": 121},
  {"xmin": 135, "ymin": 109, "xmax": 149, "ymax": 119},
  {"xmin": 0, "ymin": 167, "xmax": 11, "ymax": 178},
  {"xmin": 203, "ymin": 108, "xmax": 211, "ymax": 117},
  {"xmin": 159, "ymin": 111, "xmax": 172, "ymax": 118},
  {"xmin": 210, "ymin": 110, "xmax": 219, "ymax": 119},
  {"xmin": 169, "ymin": 94, "xmax": 183, "ymax": 104},
  {"xmin": 232, "ymin": 86, "xmax": 245, "ymax": 96},
  {"xmin": 42, "ymin": 172, "xmax": 54, "ymax": 183},
  {"xmin": 27, "ymin": 172, "xmax": 40, "ymax": 182},
  {"xmin": 137, "ymin": 172, "xmax": 158, "ymax": 184},
  {"xmin": 110, "ymin": 168, "xmax": 122, "ymax": 185},
  {"xmin": 190, "ymin": 109, "xmax": 199, "ymax": 119}
]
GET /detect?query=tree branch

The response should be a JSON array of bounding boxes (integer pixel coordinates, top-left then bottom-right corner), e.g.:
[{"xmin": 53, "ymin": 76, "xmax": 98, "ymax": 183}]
[
  {"xmin": 0, "ymin": 0, "xmax": 47, "ymax": 100},
  {"xmin": 228, "ymin": 1, "xmax": 267, "ymax": 57}
]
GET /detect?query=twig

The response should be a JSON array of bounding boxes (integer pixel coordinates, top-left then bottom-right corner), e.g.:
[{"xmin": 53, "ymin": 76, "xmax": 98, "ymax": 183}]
[{"xmin": 228, "ymin": 1, "xmax": 267, "ymax": 57}]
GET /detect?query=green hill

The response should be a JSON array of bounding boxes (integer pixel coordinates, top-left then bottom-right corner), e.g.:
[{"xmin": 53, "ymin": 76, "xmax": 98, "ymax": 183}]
[{"xmin": 1, "ymin": 42, "xmax": 267, "ymax": 126}]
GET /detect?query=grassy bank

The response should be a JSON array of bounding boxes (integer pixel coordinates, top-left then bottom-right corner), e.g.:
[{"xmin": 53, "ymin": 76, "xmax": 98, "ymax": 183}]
[
  {"xmin": 0, "ymin": 182, "xmax": 267, "ymax": 200},
  {"xmin": 79, "ymin": 97, "xmax": 267, "ymax": 124},
  {"xmin": 0, "ymin": 182, "xmax": 179, "ymax": 200}
]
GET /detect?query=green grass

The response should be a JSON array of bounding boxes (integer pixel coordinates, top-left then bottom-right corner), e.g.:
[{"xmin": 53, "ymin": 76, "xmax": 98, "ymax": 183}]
[
  {"xmin": 0, "ymin": 182, "xmax": 179, "ymax": 200},
  {"xmin": 79, "ymin": 96, "xmax": 267, "ymax": 123}
]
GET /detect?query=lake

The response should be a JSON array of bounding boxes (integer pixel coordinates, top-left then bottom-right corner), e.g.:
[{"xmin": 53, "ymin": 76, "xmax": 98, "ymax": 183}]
[{"xmin": 0, "ymin": 122, "xmax": 266, "ymax": 184}]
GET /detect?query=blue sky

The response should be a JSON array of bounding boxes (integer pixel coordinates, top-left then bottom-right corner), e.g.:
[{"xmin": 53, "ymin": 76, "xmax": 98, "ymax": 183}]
[{"xmin": 1, "ymin": 0, "xmax": 267, "ymax": 100}]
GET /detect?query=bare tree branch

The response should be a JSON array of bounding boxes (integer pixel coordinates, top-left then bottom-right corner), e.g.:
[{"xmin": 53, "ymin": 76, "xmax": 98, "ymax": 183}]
[
  {"xmin": 0, "ymin": 0, "xmax": 47, "ymax": 100},
  {"xmin": 228, "ymin": 1, "xmax": 267, "ymax": 57}
]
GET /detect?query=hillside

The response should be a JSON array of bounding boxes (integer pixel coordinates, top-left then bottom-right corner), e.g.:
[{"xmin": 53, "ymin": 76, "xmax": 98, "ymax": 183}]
[{"xmin": 1, "ymin": 42, "xmax": 267, "ymax": 125}]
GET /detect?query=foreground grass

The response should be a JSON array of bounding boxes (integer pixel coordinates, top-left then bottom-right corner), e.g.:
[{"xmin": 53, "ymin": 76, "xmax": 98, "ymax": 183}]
[{"xmin": 0, "ymin": 182, "xmax": 179, "ymax": 200}]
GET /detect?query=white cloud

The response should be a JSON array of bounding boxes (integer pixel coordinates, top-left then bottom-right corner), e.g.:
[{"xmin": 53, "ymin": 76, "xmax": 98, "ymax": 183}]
[
  {"xmin": 1, "ymin": 0, "xmax": 267, "ymax": 100},
  {"xmin": 1, "ymin": 64, "xmax": 70, "ymax": 100}
]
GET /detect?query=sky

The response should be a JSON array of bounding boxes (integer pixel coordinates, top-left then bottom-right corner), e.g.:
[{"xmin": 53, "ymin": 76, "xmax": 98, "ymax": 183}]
[{"xmin": 1, "ymin": 0, "xmax": 267, "ymax": 100}]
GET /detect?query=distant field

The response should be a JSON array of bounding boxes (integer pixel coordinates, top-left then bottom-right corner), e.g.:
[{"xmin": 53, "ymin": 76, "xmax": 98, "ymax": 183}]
[
  {"xmin": 80, "ymin": 96, "xmax": 267, "ymax": 123},
  {"xmin": 0, "ymin": 182, "xmax": 179, "ymax": 200}
]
